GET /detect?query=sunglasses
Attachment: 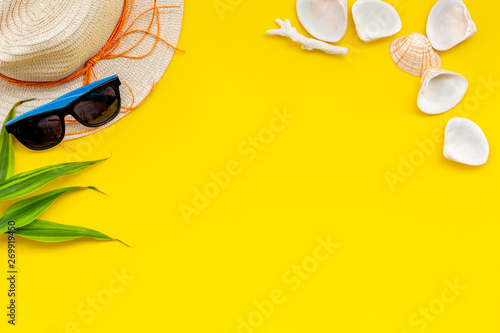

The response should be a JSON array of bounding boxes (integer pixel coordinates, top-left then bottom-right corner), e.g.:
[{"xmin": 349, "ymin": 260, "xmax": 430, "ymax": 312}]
[{"xmin": 5, "ymin": 75, "xmax": 121, "ymax": 150}]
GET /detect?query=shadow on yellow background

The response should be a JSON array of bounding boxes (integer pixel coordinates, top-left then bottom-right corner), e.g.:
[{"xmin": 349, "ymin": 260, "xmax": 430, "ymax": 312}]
[{"xmin": 2, "ymin": 0, "xmax": 499, "ymax": 332}]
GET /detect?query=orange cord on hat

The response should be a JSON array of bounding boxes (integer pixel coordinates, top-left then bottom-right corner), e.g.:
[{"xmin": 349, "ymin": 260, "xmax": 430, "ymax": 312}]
[
  {"xmin": 0, "ymin": 0, "xmax": 183, "ymax": 87},
  {"xmin": 1, "ymin": 0, "xmax": 183, "ymax": 136}
]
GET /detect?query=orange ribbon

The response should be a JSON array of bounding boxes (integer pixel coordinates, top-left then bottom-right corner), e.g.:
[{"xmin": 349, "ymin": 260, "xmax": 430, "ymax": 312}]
[{"xmin": 0, "ymin": 0, "xmax": 183, "ymax": 87}]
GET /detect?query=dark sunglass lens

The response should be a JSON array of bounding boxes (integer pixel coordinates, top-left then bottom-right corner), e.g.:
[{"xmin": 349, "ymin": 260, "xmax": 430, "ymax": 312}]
[
  {"xmin": 73, "ymin": 86, "xmax": 119, "ymax": 125},
  {"xmin": 12, "ymin": 114, "xmax": 63, "ymax": 149}
]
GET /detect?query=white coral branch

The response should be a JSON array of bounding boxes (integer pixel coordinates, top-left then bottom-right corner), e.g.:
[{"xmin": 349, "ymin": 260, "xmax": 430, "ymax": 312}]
[{"xmin": 267, "ymin": 19, "xmax": 348, "ymax": 55}]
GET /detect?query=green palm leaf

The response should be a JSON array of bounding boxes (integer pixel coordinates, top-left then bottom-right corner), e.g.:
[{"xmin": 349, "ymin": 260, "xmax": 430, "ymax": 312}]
[
  {"xmin": 0, "ymin": 186, "xmax": 102, "ymax": 234},
  {"xmin": 13, "ymin": 219, "xmax": 126, "ymax": 245},
  {"xmin": 0, "ymin": 99, "xmax": 34, "ymax": 183},
  {"xmin": 0, "ymin": 159, "xmax": 105, "ymax": 201}
]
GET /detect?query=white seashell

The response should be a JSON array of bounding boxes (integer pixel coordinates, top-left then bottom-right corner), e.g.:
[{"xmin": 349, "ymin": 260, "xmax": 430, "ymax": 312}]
[
  {"xmin": 352, "ymin": 0, "xmax": 402, "ymax": 42},
  {"xmin": 390, "ymin": 33, "xmax": 441, "ymax": 77},
  {"xmin": 444, "ymin": 118, "xmax": 489, "ymax": 166},
  {"xmin": 296, "ymin": 0, "xmax": 348, "ymax": 42},
  {"xmin": 418, "ymin": 69, "xmax": 468, "ymax": 114},
  {"xmin": 427, "ymin": 0, "xmax": 477, "ymax": 51}
]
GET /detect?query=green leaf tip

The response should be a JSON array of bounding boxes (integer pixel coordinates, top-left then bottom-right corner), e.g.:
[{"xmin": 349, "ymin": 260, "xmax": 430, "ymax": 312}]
[
  {"xmin": 13, "ymin": 98, "xmax": 35, "ymax": 108},
  {"xmin": 10, "ymin": 219, "xmax": 128, "ymax": 247},
  {"xmin": 88, "ymin": 186, "xmax": 106, "ymax": 196},
  {"xmin": 0, "ymin": 99, "xmax": 36, "ymax": 184}
]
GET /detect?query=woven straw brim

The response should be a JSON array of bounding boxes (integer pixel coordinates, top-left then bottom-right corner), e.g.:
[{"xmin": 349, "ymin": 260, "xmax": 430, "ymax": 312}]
[{"xmin": 0, "ymin": 0, "xmax": 183, "ymax": 141}]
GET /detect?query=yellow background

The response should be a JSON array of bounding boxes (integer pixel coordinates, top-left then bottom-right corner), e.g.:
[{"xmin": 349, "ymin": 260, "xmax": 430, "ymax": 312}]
[{"xmin": 2, "ymin": 0, "xmax": 499, "ymax": 332}]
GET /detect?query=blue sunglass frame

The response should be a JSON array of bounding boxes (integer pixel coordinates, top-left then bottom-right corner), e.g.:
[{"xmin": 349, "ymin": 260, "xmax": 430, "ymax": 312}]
[{"xmin": 5, "ymin": 75, "xmax": 121, "ymax": 150}]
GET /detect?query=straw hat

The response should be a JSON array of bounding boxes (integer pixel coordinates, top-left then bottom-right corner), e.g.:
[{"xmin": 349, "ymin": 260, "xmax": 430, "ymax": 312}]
[{"xmin": 0, "ymin": 0, "xmax": 183, "ymax": 140}]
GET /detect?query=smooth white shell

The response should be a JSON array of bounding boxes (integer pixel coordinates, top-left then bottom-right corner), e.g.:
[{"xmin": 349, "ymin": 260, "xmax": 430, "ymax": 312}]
[
  {"xmin": 427, "ymin": 0, "xmax": 477, "ymax": 51},
  {"xmin": 418, "ymin": 69, "xmax": 468, "ymax": 114},
  {"xmin": 352, "ymin": 0, "xmax": 402, "ymax": 42},
  {"xmin": 296, "ymin": 0, "xmax": 348, "ymax": 42},
  {"xmin": 444, "ymin": 118, "xmax": 489, "ymax": 166}
]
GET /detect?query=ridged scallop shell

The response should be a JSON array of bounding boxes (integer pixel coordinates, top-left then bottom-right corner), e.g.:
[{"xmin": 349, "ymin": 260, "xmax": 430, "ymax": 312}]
[
  {"xmin": 296, "ymin": 0, "xmax": 348, "ymax": 43},
  {"xmin": 352, "ymin": 0, "xmax": 402, "ymax": 42},
  {"xmin": 418, "ymin": 69, "xmax": 468, "ymax": 114},
  {"xmin": 390, "ymin": 33, "xmax": 441, "ymax": 77},
  {"xmin": 427, "ymin": 0, "xmax": 476, "ymax": 51},
  {"xmin": 444, "ymin": 118, "xmax": 489, "ymax": 166}
]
